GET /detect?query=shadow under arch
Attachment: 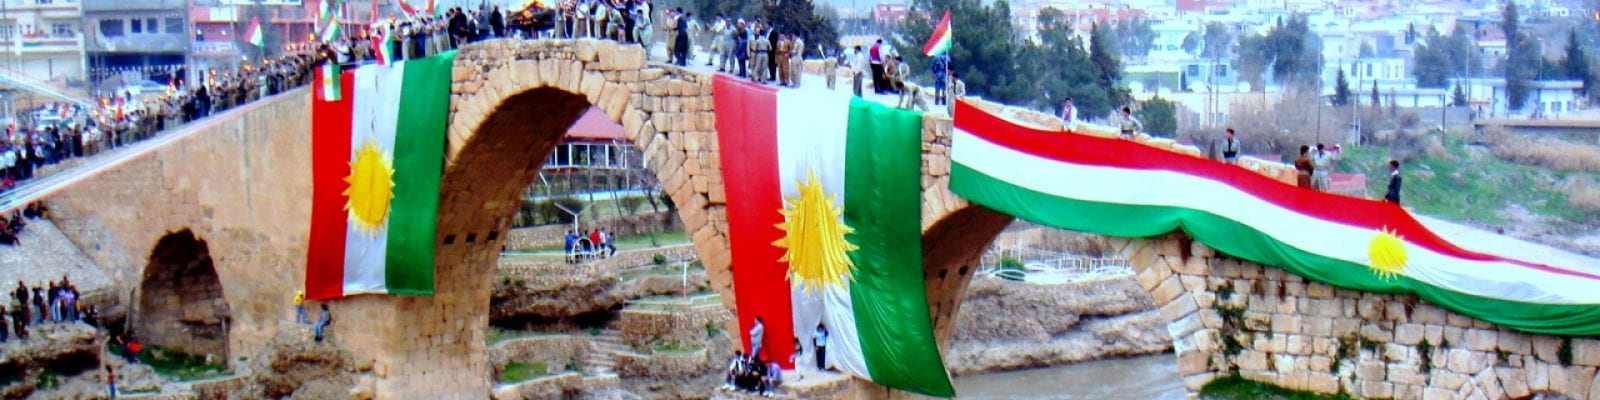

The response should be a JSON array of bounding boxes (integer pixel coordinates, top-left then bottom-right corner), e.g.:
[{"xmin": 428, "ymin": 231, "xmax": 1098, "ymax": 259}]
[{"xmin": 137, "ymin": 228, "xmax": 231, "ymax": 360}]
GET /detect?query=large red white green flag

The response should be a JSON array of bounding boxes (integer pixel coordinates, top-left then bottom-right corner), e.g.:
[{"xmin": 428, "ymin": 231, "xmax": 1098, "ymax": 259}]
[
  {"xmin": 922, "ymin": 10, "xmax": 952, "ymax": 57},
  {"xmin": 950, "ymin": 101, "xmax": 1600, "ymax": 335},
  {"xmin": 714, "ymin": 75, "xmax": 955, "ymax": 397},
  {"xmin": 305, "ymin": 51, "xmax": 454, "ymax": 300}
]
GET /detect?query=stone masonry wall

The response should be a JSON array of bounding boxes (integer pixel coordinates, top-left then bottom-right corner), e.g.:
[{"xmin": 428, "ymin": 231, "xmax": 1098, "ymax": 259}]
[{"xmin": 1111, "ymin": 233, "xmax": 1600, "ymax": 399}]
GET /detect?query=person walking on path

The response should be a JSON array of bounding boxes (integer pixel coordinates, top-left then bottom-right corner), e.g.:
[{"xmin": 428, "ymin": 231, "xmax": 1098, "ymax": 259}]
[{"xmin": 1384, "ymin": 160, "xmax": 1403, "ymax": 205}]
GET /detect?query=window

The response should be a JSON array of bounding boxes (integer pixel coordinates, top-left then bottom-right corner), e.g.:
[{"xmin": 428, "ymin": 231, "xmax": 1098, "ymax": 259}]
[
  {"xmin": 0, "ymin": 24, "xmax": 14, "ymax": 39},
  {"xmin": 165, "ymin": 18, "xmax": 184, "ymax": 34},
  {"xmin": 35, "ymin": 0, "xmax": 52, "ymax": 5},
  {"xmin": 99, "ymin": 19, "xmax": 123, "ymax": 37},
  {"xmin": 1365, "ymin": 64, "xmax": 1373, "ymax": 77},
  {"xmin": 130, "ymin": 18, "xmax": 142, "ymax": 34},
  {"xmin": 1187, "ymin": 65, "xmax": 1200, "ymax": 76},
  {"xmin": 51, "ymin": 23, "xmax": 72, "ymax": 38},
  {"xmin": 1215, "ymin": 65, "xmax": 1228, "ymax": 78},
  {"xmin": 146, "ymin": 19, "xmax": 159, "ymax": 33}
]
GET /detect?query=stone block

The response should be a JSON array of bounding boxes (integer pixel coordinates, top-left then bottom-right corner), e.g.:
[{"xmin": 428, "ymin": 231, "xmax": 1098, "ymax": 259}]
[
  {"xmin": 1395, "ymin": 323, "xmax": 1425, "ymax": 345},
  {"xmin": 1305, "ymin": 282, "xmax": 1334, "ymax": 298},
  {"xmin": 1182, "ymin": 372, "xmax": 1217, "ymax": 391},
  {"xmin": 1160, "ymin": 293, "xmax": 1200, "ymax": 321},
  {"xmin": 1575, "ymin": 338, "xmax": 1600, "ymax": 366},
  {"xmin": 1360, "ymin": 380, "xmax": 1394, "ymax": 399},
  {"xmin": 1237, "ymin": 350, "xmax": 1269, "ymax": 371},
  {"xmin": 1433, "ymin": 371, "xmax": 1468, "ymax": 390},
  {"xmin": 1307, "ymin": 373, "xmax": 1339, "ymax": 395},
  {"xmin": 1464, "ymin": 329, "xmax": 1498, "ymax": 352},
  {"xmin": 1498, "ymin": 367, "xmax": 1530, "ymax": 398}
]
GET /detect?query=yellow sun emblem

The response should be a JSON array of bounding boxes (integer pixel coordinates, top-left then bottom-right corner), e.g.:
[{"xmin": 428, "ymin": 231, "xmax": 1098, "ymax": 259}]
[
  {"xmin": 344, "ymin": 139, "xmax": 396, "ymax": 235},
  {"xmin": 774, "ymin": 170, "xmax": 858, "ymax": 294},
  {"xmin": 1368, "ymin": 228, "xmax": 1409, "ymax": 280}
]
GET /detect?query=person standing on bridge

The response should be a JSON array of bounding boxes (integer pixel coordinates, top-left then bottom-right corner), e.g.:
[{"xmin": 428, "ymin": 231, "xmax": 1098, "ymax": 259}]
[
  {"xmin": 1312, "ymin": 143, "xmax": 1334, "ymax": 191},
  {"xmin": 850, "ymin": 46, "xmax": 867, "ymax": 97},
  {"xmin": 294, "ymin": 290, "xmax": 307, "ymax": 324},
  {"xmin": 1221, "ymin": 128, "xmax": 1240, "ymax": 164},
  {"xmin": 1384, "ymin": 160, "xmax": 1403, "ymax": 205},
  {"xmin": 1294, "ymin": 146, "xmax": 1314, "ymax": 189},
  {"xmin": 733, "ymin": 20, "xmax": 749, "ymax": 78},
  {"xmin": 812, "ymin": 323, "xmax": 828, "ymax": 371}
]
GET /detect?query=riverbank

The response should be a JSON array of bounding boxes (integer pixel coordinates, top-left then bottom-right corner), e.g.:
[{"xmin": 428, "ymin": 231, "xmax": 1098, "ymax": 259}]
[{"xmin": 948, "ymin": 275, "xmax": 1172, "ymax": 375}]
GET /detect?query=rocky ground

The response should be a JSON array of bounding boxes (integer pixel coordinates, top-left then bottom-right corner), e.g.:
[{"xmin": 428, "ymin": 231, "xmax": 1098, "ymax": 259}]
[
  {"xmin": 1, "ymin": 323, "xmax": 164, "ymax": 399},
  {"xmin": 0, "ymin": 218, "xmax": 113, "ymax": 292},
  {"xmin": 947, "ymin": 275, "xmax": 1172, "ymax": 375}
]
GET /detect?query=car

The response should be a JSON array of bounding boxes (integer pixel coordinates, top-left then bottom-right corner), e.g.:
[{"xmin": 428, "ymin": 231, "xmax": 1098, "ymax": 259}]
[{"xmin": 116, "ymin": 80, "xmax": 172, "ymax": 99}]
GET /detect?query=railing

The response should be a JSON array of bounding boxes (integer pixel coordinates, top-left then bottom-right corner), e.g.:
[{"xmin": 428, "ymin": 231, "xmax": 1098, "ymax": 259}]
[
  {"xmin": 0, "ymin": 67, "xmax": 95, "ymax": 107},
  {"xmin": 979, "ymin": 246, "xmax": 1134, "ymax": 283}
]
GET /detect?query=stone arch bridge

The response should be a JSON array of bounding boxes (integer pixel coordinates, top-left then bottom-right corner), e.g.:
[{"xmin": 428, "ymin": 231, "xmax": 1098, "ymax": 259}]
[{"xmin": 34, "ymin": 39, "xmax": 1600, "ymax": 399}]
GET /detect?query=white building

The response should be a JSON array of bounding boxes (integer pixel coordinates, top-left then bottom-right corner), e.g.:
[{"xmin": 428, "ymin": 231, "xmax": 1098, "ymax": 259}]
[
  {"xmin": 1461, "ymin": 79, "xmax": 1587, "ymax": 118},
  {"xmin": 0, "ymin": 0, "xmax": 88, "ymax": 85}
]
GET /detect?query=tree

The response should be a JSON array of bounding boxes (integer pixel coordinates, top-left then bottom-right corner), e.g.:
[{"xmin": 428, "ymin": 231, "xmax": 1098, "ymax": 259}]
[
  {"xmin": 1563, "ymin": 28, "xmax": 1594, "ymax": 96},
  {"xmin": 1232, "ymin": 33, "xmax": 1270, "ymax": 91},
  {"xmin": 1199, "ymin": 22, "xmax": 1233, "ymax": 60},
  {"xmin": 1264, "ymin": 14, "xmax": 1322, "ymax": 91},
  {"xmin": 1088, "ymin": 22, "xmax": 1130, "ymax": 107},
  {"xmin": 1333, "ymin": 68, "xmax": 1352, "ymax": 106},
  {"xmin": 761, "ymin": 0, "xmax": 840, "ymax": 58},
  {"xmin": 1452, "ymin": 81, "xmax": 1468, "ymax": 106},
  {"xmin": 1113, "ymin": 17, "xmax": 1155, "ymax": 58},
  {"xmin": 1502, "ymin": 0, "xmax": 1536, "ymax": 111},
  {"xmin": 1137, "ymin": 96, "xmax": 1177, "ymax": 136},
  {"xmin": 1370, "ymin": 84, "xmax": 1380, "ymax": 111},
  {"xmin": 897, "ymin": 0, "xmax": 1032, "ymax": 104},
  {"xmin": 1022, "ymin": 8, "xmax": 1113, "ymax": 118}
]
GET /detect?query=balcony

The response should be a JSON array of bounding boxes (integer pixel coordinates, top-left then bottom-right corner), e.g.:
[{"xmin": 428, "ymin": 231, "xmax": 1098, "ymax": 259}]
[
  {"xmin": 80, "ymin": 0, "xmax": 183, "ymax": 12},
  {"xmin": 191, "ymin": 41, "xmax": 239, "ymax": 57},
  {"xmin": 0, "ymin": 0, "xmax": 82, "ymax": 17},
  {"xmin": 87, "ymin": 32, "xmax": 188, "ymax": 53},
  {"xmin": 0, "ymin": 34, "xmax": 84, "ymax": 54}
]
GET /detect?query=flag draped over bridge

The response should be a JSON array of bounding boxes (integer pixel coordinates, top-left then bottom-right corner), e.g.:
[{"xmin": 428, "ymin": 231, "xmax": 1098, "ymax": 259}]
[
  {"xmin": 949, "ymin": 100, "xmax": 1600, "ymax": 336},
  {"xmin": 713, "ymin": 75, "xmax": 955, "ymax": 397},
  {"xmin": 305, "ymin": 51, "xmax": 455, "ymax": 300}
]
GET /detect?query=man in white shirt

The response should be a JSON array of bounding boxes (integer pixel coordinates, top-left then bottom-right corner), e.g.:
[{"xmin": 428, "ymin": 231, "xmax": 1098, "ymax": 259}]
[{"xmin": 850, "ymin": 46, "xmax": 868, "ymax": 97}]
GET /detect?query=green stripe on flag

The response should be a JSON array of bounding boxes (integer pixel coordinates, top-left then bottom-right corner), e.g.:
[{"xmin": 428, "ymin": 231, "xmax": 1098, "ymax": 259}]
[
  {"xmin": 382, "ymin": 51, "xmax": 454, "ymax": 295},
  {"xmin": 843, "ymin": 98, "xmax": 955, "ymax": 397},
  {"xmin": 951, "ymin": 162, "xmax": 1600, "ymax": 336}
]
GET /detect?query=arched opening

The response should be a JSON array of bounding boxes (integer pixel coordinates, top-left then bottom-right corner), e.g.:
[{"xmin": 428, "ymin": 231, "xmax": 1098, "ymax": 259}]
[
  {"xmin": 137, "ymin": 229, "xmax": 230, "ymax": 360},
  {"xmin": 920, "ymin": 206, "xmax": 1181, "ymax": 397}
]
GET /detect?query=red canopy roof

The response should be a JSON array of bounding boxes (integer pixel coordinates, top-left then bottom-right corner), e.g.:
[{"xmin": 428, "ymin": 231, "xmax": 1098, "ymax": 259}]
[{"xmin": 565, "ymin": 106, "xmax": 624, "ymax": 140}]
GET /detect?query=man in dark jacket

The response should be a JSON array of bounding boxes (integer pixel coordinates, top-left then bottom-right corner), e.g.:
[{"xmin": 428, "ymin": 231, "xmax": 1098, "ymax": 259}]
[{"xmin": 1384, "ymin": 160, "xmax": 1402, "ymax": 205}]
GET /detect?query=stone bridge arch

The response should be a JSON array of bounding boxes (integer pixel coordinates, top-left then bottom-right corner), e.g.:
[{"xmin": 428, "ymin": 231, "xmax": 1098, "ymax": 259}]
[
  {"xmin": 331, "ymin": 39, "xmax": 738, "ymax": 398},
  {"xmin": 136, "ymin": 228, "xmax": 231, "ymax": 360}
]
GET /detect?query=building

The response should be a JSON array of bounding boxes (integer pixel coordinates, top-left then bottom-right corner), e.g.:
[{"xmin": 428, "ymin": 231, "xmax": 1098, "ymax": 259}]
[
  {"xmin": 872, "ymin": 3, "xmax": 906, "ymax": 28},
  {"xmin": 1460, "ymin": 78, "xmax": 1587, "ymax": 118},
  {"xmin": 0, "ymin": 0, "xmax": 88, "ymax": 85},
  {"xmin": 188, "ymin": 0, "xmax": 372, "ymax": 74},
  {"xmin": 81, "ymin": 0, "xmax": 188, "ymax": 92}
]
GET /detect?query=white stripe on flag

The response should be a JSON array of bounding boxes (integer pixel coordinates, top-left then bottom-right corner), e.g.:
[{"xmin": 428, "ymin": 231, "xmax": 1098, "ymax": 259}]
[
  {"xmin": 341, "ymin": 63, "xmax": 406, "ymax": 295},
  {"xmin": 953, "ymin": 128, "xmax": 1600, "ymax": 305},
  {"xmin": 776, "ymin": 86, "xmax": 870, "ymax": 376}
]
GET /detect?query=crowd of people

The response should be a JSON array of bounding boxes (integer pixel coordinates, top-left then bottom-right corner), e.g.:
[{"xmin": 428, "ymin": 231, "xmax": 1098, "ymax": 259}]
[
  {"xmin": 3, "ymin": 273, "xmax": 99, "ymax": 343},
  {"xmin": 563, "ymin": 228, "xmax": 617, "ymax": 263},
  {"xmin": 2, "ymin": 50, "xmax": 322, "ymax": 196}
]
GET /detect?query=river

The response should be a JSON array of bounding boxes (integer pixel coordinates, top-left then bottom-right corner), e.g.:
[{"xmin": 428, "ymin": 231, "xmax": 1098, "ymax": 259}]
[{"xmin": 952, "ymin": 353, "xmax": 1187, "ymax": 399}]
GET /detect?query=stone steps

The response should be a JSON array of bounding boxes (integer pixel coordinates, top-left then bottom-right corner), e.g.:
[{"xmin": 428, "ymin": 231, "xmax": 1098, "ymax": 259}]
[{"xmin": 582, "ymin": 330, "xmax": 629, "ymax": 375}]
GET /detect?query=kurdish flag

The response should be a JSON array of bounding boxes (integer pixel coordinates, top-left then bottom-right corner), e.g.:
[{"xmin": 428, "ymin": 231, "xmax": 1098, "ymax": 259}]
[
  {"xmin": 950, "ymin": 101, "xmax": 1600, "ymax": 336},
  {"xmin": 246, "ymin": 16, "xmax": 265, "ymax": 48},
  {"xmin": 922, "ymin": 10, "xmax": 952, "ymax": 57},
  {"xmin": 714, "ymin": 75, "xmax": 955, "ymax": 397},
  {"xmin": 305, "ymin": 51, "xmax": 454, "ymax": 300}
]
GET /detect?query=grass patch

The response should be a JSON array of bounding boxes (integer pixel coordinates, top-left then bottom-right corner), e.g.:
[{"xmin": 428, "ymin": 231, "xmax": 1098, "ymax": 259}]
[
  {"xmin": 1199, "ymin": 373, "xmax": 1354, "ymax": 400},
  {"xmin": 521, "ymin": 229, "xmax": 690, "ymax": 253},
  {"xmin": 138, "ymin": 347, "xmax": 227, "ymax": 381},
  {"xmin": 497, "ymin": 361, "xmax": 550, "ymax": 384},
  {"xmin": 1337, "ymin": 132, "xmax": 1600, "ymax": 228},
  {"xmin": 652, "ymin": 341, "xmax": 704, "ymax": 353},
  {"xmin": 486, "ymin": 327, "xmax": 554, "ymax": 346}
]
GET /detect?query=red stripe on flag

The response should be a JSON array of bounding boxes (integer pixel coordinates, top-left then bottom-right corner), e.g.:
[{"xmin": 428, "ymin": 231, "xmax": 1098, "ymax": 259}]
[
  {"xmin": 953, "ymin": 101, "xmax": 1600, "ymax": 280},
  {"xmin": 712, "ymin": 74, "xmax": 796, "ymax": 364},
  {"xmin": 306, "ymin": 69, "xmax": 356, "ymax": 300},
  {"xmin": 922, "ymin": 10, "xmax": 952, "ymax": 56}
]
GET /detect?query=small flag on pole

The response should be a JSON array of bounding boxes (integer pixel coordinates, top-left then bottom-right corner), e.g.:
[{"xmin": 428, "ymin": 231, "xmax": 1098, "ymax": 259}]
[
  {"xmin": 246, "ymin": 16, "xmax": 266, "ymax": 48},
  {"xmin": 318, "ymin": 64, "xmax": 342, "ymax": 102},
  {"xmin": 374, "ymin": 29, "xmax": 392, "ymax": 66},
  {"xmin": 922, "ymin": 10, "xmax": 953, "ymax": 57},
  {"xmin": 395, "ymin": 0, "xmax": 419, "ymax": 18}
]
